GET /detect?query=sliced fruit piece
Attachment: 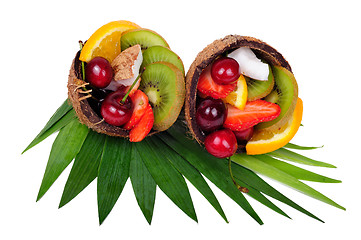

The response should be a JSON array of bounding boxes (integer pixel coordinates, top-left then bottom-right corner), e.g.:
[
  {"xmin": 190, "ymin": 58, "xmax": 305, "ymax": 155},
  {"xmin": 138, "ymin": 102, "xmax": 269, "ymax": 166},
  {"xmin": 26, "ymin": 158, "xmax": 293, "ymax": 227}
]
[
  {"xmin": 129, "ymin": 104, "xmax": 154, "ymax": 142},
  {"xmin": 139, "ymin": 62, "xmax": 185, "ymax": 131},
  {"xmin": 141, "ymin": 46, "xmax": 185, "ymax": 75},
  {"xmin": 123, "ymin": 90, "xmax": 149, "ymax": 130},
  {"xmin": 256, "ymin": 66, "xmax": 298, "ymax": 130},
  {"xmin": 223, "ymin": 100, "xmax": 281, "ymax": 131},
  {"xmin": 264, "ymin": 89, "xmax": 279, "ymax": 103},
  {"xmin": 246, "ymin": 98, "xmax": 303, "ymax": 155},
  {"xmin": 246, "ymin": 65, "xmax": 274, "ymax": 101},
  {"xmin": 197, "ymin": 64, "xmax": 237, "ymax": 99},
  {"xmin": 222, "ymin": 75, "xmax": 248, "ymax": 110},
  {"xmin": 228, "ymin": 47, "xmax": 269, "ymax": 81},
  {"xmin": 79, "ymin": 20, "xmax": 140, "ymax": 63},
  {"xmin": 120, "ymin": 28, "xmax": 169, "ymax": 51}
]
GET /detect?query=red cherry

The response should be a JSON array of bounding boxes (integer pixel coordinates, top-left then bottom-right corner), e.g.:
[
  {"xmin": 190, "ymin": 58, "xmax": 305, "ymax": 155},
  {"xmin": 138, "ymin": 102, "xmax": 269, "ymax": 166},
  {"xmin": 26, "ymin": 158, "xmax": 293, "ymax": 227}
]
[
  {"xmin": 233, "ymin": 127, "xmax": 254, "ymax": 145},
  {"xmin": 211, "ymin": 57, "xmax": 240, "ymax": 85},
  {"xmin": 100, "ymin": 90, "xmax": 133, "ymax": 126},
  {"xmin": 85, "ymin": 57, "xmax": 113, "ymax": 88},
  {"xmin": 196, "ymin": 98, "xmax": 226, "ymax": 132},
  {"xmin": 204, "ymin": 129, "xmax": 238, "ymax": 158}
]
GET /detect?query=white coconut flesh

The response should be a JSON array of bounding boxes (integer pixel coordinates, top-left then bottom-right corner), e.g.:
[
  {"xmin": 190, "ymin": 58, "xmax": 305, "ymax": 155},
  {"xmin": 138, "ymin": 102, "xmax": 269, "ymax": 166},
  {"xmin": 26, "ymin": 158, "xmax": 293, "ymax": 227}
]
[
  {"xmin": 228, "ymin": 47, "xmax": 269, "ymax": 81},
  {"xmin": 105, "ymin": 46, "xmax": 143, "ymax": 91},
  {"xmin": 117, "ymin": 50, "xmax": 143, "ymax": 86}
]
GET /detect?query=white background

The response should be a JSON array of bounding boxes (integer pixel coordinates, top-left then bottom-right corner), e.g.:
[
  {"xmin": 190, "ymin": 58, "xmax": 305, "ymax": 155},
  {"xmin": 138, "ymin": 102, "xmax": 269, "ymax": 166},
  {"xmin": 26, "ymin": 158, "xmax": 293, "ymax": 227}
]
[{"xmin": 1, "ymin": 0, "xmax": 360, "ymax": 239}]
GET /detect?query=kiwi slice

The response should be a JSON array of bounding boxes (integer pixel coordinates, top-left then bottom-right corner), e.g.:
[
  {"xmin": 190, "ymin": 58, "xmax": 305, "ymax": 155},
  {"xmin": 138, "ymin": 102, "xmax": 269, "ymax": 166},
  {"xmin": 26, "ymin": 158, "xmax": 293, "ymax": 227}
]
[
  {"xmin": 246, "ymin": 65, "xmax": 274, "ymax": 101},
  {"xmin": 264, "ymin": 89, "xmax": 279, "ymax": 103},
  {"xmin": 139, "ymin": 62, "xmax": 185, "ymax": 131},
  {"xmin": 141, "ymin": 46, "xmax": 185, "ymax": 75},
  {"xmin": 121, "ymin": 28, "xmax": 169, "ymax": 51},
  {"xmin": 256, "ymin": 65, "xmax": 298, "ymax": 130}
]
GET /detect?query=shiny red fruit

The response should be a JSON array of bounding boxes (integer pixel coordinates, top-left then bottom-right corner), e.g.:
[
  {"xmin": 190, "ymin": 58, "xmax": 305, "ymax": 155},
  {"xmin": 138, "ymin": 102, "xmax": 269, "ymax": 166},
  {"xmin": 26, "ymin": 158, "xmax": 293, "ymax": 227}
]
[
  {"xmin": 85, "ymin": 57, "xmax": 113, "ymax": 88},
  {"xmin": 204, "ymin": 129, "xmax": 238, "ymax": 158},
  {"xmin": 211, "ymin": 57, "xmax": 240, "ymax": 85},
  {"xmin": 234, "ymin": 127, "xmax": 254, "ymax": 145},
  {"xmin": 196, "ymin": 98, "xmax": 226, "ymax": 132},
  {"xmin": 101, "ymin": 90, "xmax": 133, "ymax": 126}
]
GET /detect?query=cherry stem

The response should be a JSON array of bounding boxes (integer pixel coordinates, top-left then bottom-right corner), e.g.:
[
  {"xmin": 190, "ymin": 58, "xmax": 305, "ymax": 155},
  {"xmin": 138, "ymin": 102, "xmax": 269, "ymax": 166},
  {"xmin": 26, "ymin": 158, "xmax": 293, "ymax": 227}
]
[
  {"xmin": 227, "ymin": 157, "xmax": 249, "ymax": 193},
  {"xmin": 121, "ymin": 68, "xmax": 145, "ymax": 103},
  {"xmin": 78, "ymin": 41, "xmax": 86, "ymax": 81}
]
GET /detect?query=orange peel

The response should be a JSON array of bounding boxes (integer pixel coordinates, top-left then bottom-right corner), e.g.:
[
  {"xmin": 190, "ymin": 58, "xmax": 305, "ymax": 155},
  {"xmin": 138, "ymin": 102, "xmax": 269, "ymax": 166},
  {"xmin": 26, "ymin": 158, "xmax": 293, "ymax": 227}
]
[{"xmin": 246, "ymin": 97, "xmax": 303, "ymax": 155}]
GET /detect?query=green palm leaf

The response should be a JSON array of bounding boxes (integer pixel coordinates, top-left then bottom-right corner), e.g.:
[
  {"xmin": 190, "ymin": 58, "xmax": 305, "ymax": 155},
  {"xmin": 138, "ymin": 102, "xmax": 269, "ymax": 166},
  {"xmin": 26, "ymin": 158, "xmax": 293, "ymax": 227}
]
[
  {"xmin": 97, "ymin": 136, "xmax": 132, "ymax": 224},
  {"xmin": 229, "ymin": 161, "xmax": 323, "ymax": 222},
  {"xmin": 285, "ymin": 143, "xmax": 323, "ymax": 150},
  {"xmin": 162, "ymin": 126, "xmax": 263, "ymax": 225},
  {"xmin": 37, "ymin": 119, "xmax": 89, "ymax": 201},
  {"xmin": 233, "ymin": 178, "xmax": 291, "ymax": 219},
  {"xmin": 135, "ymin": 137, "xmax": 198, "ymax": 222},
  {"xmin": 23, "ymin": 100, "xmax": 345, "ymax": 224},
  {"xmin": 129, "ymin": 147, "xmax": 157, "ymax": 224},
  {"xmin": 59, "ymin": 130, "xmax": 106, "ymax": 208},
  {"xmin": 22, "ymin": 99, "xmax": 74, "ymax": 153},
  {"xmin": 267, "ymin": 148, "xmax": 336, "ymax": 168},
  {"xmin": 231, "ymin": 154, "xmax": 345, "ymax": 210},
  {"xmin": 254, "ymin": 154, "xmax": 341, "ymax": 183},
  {"xmin": 151, "ymin": 136, "xmax": 228, "ymax": 222}
]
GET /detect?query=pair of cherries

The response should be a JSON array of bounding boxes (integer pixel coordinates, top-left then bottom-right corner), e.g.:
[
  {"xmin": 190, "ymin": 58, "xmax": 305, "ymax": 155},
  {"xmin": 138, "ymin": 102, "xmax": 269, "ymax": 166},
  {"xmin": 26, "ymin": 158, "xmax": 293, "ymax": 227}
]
[
  {"xmin": 196, "ymin": 57, "xmax": 252, "ymax": 158},
  {"xmin": 85, "ymin": 57, "xmax": 133, "ymax": 126}
]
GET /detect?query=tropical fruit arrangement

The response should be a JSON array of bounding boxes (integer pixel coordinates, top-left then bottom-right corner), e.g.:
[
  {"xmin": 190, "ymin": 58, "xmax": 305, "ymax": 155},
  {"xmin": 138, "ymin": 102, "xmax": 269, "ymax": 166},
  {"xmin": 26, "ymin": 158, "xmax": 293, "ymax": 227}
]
[
  {"xmin": 68, "ymin": 21, "xmax": 185, "ymax": 142},
  {"xmin": 23, "ymin": 20, "xmax": 344, "ymax": 225},
  {"xmin": 185, "ymin": 35, "xmax": 301, "ymax": 157}
]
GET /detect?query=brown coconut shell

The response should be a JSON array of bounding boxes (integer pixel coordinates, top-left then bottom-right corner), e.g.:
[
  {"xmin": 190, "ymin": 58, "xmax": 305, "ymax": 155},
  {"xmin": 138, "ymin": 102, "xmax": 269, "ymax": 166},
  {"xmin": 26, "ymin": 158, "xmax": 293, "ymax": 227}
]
[
  {"xmin": 67, "ymin": 51, "xmax": 158, "ymax": 137},
  {"xmin": 185, "ymin": 35, "xmax": 292, "ymax": 150}
]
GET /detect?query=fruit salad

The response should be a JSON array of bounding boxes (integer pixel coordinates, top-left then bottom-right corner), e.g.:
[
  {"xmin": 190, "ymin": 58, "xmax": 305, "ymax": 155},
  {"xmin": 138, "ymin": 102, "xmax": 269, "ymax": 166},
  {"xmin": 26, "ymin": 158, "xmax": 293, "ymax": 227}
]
[
  {"xmin": 68, "ymin": 21, "xmax": 185, "ymax": 142},
  {"xmin": 186, "ymin": 35, "xmax": 302, "ymax": 158}
]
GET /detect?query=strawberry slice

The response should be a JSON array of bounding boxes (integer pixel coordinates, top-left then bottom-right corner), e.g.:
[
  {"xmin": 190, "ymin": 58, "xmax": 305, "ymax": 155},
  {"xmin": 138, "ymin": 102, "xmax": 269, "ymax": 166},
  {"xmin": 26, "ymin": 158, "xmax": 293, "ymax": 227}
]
[
  {"xmin": 197, "ymin": 65, "xmax": 236, "ymax": 99},
  {"xmin": 224, "ymin": 100, "xmax": 281, "ymax": 131},
  {"xmin": 123, "ymin": 90, "xmax": 149, "ymax": 130},
  {"xmin": 129, "ymin": 104, "xmax": 154, "ymax": 142}
]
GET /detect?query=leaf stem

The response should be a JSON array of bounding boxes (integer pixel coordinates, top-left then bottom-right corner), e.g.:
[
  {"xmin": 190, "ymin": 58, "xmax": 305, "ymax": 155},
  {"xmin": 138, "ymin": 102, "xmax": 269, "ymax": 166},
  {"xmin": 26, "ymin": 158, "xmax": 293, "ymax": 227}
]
[
  {"xmin": 121, "ymin": 68, "xmax": 144, "ymax": 103},
  {"xmin": 79, "ymin": 41, "xmax": 86, "ymax": 81},
  {"xmin": 228, "ymin": 157, "xmax": 248, "ymax": 193}
]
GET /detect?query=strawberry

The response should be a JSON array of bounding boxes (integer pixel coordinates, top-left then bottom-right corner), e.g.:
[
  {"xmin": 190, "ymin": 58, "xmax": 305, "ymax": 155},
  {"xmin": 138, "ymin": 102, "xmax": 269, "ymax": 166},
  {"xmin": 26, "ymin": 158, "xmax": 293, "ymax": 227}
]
[
  {"xmin": 223, "ymin": 100, "xmax": 281, "ymax": 131},
  {"xmin": 129, "ymin": 104, "xmax": 154, "ymax": 142},
  {"xmin": 123, "ymin": 90, "xmax": 149, "ymax": 130},
  {"xmin": 197, "ymin": 64, "xmax": 236, "ymax": 99}
]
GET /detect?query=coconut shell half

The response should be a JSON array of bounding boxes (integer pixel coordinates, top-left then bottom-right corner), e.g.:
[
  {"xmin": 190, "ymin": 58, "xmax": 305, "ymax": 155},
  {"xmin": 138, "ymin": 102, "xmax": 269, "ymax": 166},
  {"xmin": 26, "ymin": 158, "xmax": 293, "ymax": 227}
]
[
  {"xmin": 67, "ymin": 51, "xmax": 158, "ymax": 137},
  {"xmin": 185, "ymin": 35, "xmax": 292, "ymax": 151}
]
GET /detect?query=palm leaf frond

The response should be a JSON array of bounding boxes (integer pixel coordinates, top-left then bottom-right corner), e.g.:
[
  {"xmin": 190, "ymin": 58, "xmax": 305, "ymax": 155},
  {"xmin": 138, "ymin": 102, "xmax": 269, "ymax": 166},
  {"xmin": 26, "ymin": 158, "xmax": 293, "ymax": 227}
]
[
  {"xmin": 129, "ymin": 147, "xmax": 157, "ymax": 224},
  {"xmin": 23, "ymin": 99, "xmax": 73, "ymax": 153},
  {"xmin": 267, "ymin": 148, "xmax": 336, "ymax": 168},
  {"xmin": 151, "ymin": 136, "xmax": 228, "ymax": 222},
  {"xmin": 37, "ymin": 119, "xmax": 89, "ymax": 201},
  {"xmin": 162, "ymin": 126, "xmax": 263, "ymax": 224},
  {"xmin": 97, "ymin": 136, "xmax": 132, "ymax": 224},
  {"xmin": 284, "ymin": 143, "xmax": 323, "ymax": 150},
  {"xmin": 231, "ymin": 154, "xmax": 345, "ymax": 210},
  {"xmin": 59, "ymin": 130, "xmax": 106, "ymax": 208},
  {"xmin": 23, "ymin": 100, "xmax": 345, "ymax": 224},
  {"xmin": 135, "ymin": 138, "xmax": 198, "ymax": 222}
]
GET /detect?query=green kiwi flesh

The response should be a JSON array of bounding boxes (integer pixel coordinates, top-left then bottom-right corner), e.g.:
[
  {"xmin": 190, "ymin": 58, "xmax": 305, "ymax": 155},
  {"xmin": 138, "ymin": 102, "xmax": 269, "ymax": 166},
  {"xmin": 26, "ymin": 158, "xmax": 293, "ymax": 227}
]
[
  {"xmin": 139, "ymin": 62, "xmax": 185, "ymax": 131},
  {"xmin": 121, "ymin": 28, "xmax": 169, "ymax": 51},
  {"xmin": 256, "ymin": 65, "xmax": 298, "ymax": 130},
  {"xmin": 141, "ymin": 46, "xmax": 185, "ymax": 76},
  {"xmin": 264, "ymin": 90, "xmax": 279, "ymax": 103},
  {"xmin": 246, "ymin": 65, "xmax": 274, "ymax": 101}
]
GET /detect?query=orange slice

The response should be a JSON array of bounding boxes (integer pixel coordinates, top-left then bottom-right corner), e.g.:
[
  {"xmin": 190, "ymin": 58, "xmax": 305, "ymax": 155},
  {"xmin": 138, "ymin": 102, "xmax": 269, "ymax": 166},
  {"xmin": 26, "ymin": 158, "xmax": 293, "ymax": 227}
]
[
  {"xmin": 223, "ymin": 75, "xmax": 248, "ymax": 110},
  {"xmin": 79, "ymin": 20, "xmax": 140, "ymax": 63},
  {"xmin": 246, "ymin": 97, "xmax": 303, "ymax": 155}
]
